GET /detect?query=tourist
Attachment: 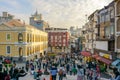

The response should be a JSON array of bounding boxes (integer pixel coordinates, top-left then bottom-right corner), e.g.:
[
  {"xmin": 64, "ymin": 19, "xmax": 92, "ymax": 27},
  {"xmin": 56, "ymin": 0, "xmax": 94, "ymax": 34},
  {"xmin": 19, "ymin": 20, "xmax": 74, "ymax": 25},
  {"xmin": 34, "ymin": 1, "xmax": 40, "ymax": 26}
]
[
  {"xmin": 77, "ymin": 65, "xmax": 84, "ymax": 80},
  {"xmin": 50, "ymin": 65, "xmax": 57, "ymax": 80}
]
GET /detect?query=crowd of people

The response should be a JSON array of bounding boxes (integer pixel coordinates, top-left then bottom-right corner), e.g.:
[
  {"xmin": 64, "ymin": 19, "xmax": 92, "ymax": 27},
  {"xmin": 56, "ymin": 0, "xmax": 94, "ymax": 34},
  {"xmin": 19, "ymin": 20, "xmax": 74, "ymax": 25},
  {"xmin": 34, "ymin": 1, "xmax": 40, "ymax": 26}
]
[
  {"xmin": 0, "ymin": 57, "xmax": 27, "ymax": 80},
  {"xmin": 0, "ymin": 53, "xmax": 120, "ymax": 80}
]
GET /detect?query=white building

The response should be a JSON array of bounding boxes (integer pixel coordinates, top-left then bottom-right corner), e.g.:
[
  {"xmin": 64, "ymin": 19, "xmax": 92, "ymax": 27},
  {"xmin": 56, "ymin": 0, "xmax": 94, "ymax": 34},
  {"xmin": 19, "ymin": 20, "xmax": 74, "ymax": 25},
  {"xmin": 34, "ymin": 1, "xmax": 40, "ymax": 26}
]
[{"xmin": 0, "ymin": 12, "xmax": 14, "ymax": 24}]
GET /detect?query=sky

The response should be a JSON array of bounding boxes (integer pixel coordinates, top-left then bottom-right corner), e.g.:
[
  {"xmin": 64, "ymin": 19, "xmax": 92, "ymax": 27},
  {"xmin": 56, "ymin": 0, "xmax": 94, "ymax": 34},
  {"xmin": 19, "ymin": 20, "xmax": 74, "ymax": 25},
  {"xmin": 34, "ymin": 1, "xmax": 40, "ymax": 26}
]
[{"xmin": 0, "ymin": 0, "xmax": 113, "ymax": 28}]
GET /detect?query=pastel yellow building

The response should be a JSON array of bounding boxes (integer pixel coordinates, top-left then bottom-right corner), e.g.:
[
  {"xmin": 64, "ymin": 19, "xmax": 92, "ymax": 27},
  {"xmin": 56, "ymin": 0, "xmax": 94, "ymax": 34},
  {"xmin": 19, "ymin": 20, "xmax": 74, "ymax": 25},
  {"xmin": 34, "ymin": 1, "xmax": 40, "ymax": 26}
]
[{"xmin": 0, "ymin": 19, "xmax": 48, "ymax": 61}]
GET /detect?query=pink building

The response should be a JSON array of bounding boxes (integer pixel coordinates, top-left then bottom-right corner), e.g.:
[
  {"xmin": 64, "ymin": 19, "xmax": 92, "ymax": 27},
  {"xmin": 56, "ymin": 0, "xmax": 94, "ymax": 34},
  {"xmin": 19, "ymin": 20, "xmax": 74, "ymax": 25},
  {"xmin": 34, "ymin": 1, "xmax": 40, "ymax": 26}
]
[{"xmin": 45, "ymin": 28, "xmax": 70, "ymax": 53}]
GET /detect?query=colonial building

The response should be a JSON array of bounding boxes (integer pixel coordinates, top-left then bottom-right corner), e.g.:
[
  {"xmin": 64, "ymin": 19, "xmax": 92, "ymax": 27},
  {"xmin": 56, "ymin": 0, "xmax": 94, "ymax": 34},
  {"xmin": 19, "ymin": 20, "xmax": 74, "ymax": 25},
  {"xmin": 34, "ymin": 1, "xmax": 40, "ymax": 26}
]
[
  {"xmin": 115, "ymin": 0, "xmax": 120, "ymax": 58},
  {"xmin": 0, "ymin": 19, "xmax": 48, "ymax": 61},
  {"xmin": 29, "ymin": 11, "xmax": 49, "ymax": 31},
  {"xmin": 0, "ymin": 12, "xmax": 14, "ymax": 24},
  {"xmin": 95, "ymin": 1, "xmax": 115, "ymax": 61},
  {"xmin": 45, "ymin": 28, "xmax": 70, "ymax": 53},
  {"xmin": 87, "ymin": 10, "xmax": 98, "ymax": 54},
  {"xmin": 81, "ymin": 1, "xmax": 115, "ymax": 68}
]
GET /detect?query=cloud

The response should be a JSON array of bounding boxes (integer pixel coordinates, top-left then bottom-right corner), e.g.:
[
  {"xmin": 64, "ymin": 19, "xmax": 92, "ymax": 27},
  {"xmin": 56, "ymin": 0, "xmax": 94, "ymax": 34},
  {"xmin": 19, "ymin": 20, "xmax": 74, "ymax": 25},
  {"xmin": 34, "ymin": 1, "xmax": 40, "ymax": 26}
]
[
  {"xmin": 0, "ymin": 0, "xmax": 113, "ymax": 28},
  {"xmin": 30, "ymin": 0, "xmax": 113, "ymax": 28}
]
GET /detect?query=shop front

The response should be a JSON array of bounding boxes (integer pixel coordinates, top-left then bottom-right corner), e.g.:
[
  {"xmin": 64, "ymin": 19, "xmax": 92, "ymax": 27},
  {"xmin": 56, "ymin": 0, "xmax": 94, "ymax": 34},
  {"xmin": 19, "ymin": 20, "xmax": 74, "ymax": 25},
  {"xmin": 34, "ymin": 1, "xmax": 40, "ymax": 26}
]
[
  {"xmin": 92, "ymin": 54, "xmax": 112, "ymax": 72},
  {"xmin": 80, "ymin": 51, "xmax": 91, "ymax": 63}
]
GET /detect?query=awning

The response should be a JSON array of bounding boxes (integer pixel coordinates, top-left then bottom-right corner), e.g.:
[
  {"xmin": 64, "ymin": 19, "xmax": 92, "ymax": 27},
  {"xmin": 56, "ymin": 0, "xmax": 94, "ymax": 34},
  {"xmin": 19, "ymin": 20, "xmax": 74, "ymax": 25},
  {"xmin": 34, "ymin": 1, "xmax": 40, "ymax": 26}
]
[
  {"xmin": 81, "ymin": 51, "xmax": 91, "ymax": 57},
  {"xmin": 92, "ymin": 54, "xmax": 99, "ymax": 58},
  {"xmin": 96, "ymin": 56, "xmax": 112, "ymax": 65},
  {"xmin": 112, "ymin": 59, "xmax": 120, "ymax": 66},
  {"xmin": 112, "ymin": 59, "xmax": 120, "ymax": 69}
]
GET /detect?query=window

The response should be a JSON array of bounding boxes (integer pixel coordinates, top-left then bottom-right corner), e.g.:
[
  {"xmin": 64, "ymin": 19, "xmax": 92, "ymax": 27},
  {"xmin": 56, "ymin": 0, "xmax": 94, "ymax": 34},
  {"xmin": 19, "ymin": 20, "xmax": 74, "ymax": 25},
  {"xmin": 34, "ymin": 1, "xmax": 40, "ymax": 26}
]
[
  {"xmin": 110, "ymin": 25, "xmax": 114, "ymax": 34},
  {"xmin": 110, "ymin": 9, "xmax": 114, "ymax": 19},
  {"xmin": 18, "ymin": 33, "xmax": 23, "ymax": 43},
  {"xmin": 105, "ymin": 26, "xmax": 110, "ymax": 37},
  {"xmin": 6, "ymin": 46, "xmax": 10, "ymax": 54},
  {"xmin": 6, "ymin": 34, "xmax": 11, "ymax": 40},
  {"xmin": 27, "ymin": 34, "xmax": 29, "ymax": 42},
  {"xmin": 51, "ymin": 36, "xmax": 53, "ymax": 40}
]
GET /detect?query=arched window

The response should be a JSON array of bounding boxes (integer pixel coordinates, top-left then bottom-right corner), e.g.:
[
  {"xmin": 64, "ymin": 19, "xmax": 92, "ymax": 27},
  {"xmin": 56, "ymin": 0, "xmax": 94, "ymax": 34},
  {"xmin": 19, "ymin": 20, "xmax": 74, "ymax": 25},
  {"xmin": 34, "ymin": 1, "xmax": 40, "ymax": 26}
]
[
  {"xmin": 117, "ymin": 36, "xmax": 120, "ymax": 49},
  {"xmin": 117, "ymin": 1, "xmax": 120, "ymax": 15},
  {"xmin": 18, "ymin": 33, "xmax": 23, "ymax": 43},
  {"xmin": 117, "ymin": 18, "xmax": 120, "ymax": 32},
  {"xmin": 19, "ymin": 47, "xmax": 23, "ymax": 57}
]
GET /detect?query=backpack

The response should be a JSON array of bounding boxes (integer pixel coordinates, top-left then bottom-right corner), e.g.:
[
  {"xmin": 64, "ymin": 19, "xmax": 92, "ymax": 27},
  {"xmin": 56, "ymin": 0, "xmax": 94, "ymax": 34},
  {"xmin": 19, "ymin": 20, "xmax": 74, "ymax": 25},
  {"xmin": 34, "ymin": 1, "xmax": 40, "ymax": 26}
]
[{"xmin": 59, "ymin": 69, "xmax": 63, "ymax": 75}]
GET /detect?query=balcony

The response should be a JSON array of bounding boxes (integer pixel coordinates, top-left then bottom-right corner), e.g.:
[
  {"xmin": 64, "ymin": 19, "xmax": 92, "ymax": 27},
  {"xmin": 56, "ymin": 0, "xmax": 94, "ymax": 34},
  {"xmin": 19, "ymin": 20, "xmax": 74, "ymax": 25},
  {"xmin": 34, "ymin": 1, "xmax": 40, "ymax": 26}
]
[
  {"xmin": 104, "ymin": 34, "xmax": 115, "ymax": 41},
  {"xmin": 96, "ymin": 35, "xmax": 115, "ymax": 41}
]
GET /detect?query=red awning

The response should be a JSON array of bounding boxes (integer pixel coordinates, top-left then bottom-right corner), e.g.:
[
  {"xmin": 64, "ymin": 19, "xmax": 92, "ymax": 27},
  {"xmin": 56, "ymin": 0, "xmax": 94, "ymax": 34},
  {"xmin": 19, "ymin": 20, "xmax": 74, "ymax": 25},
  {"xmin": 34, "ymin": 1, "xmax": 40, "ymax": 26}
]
[
  {"xmin": 92, "ymin": 54, "xmax": 99, "ymax": 58},
  {"xmin": 81, "ymin": 51, "xmax": 91, "ymax": 57},
  {"xmin": 96, "ymin": 56, "xmax": 112, "ymax": 65}
]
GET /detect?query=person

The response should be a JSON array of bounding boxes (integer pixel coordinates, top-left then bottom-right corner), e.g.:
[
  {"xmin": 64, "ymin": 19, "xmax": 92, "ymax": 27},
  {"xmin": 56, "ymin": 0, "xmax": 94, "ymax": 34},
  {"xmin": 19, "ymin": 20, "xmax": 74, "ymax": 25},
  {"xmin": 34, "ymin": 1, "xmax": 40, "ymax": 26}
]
[
  {"xmin": 63, "ymin": 67, "xmax": 67, "ymax": 79},
  {"xmin": 77, "ymin": 65, "xmax": 84, "ymax": 80},
  {"xmin": 19, "ymin": 67, "xmax": 27, "ymax": 77},
  {"xmin": 25, "ymin": 60, "xmax": 29, "ymax": 72},
  {"xmin": 58, "ymin": 68, "xmax": 64, "ymax": 80},
  {"xmin": 44, "ymin": 68, "xmax": 49, "ymax": 75},
  {"xmin": 37, "ymin": 68, "xmax": 42, "ymax": 76},
  {"xmin": 88, "ymin": 69, "xmax": 93, "ymax": 80},
  {"xmin": 50, "ymin": 65, "xmax": 57, "ymax": 80},
  {"xmin": 12, "ymin": 68, "xmax": 19, "ymax": 80},
  {"xmin": 30, "ymin": 64, "xmax": 34, "ymax": 75}
]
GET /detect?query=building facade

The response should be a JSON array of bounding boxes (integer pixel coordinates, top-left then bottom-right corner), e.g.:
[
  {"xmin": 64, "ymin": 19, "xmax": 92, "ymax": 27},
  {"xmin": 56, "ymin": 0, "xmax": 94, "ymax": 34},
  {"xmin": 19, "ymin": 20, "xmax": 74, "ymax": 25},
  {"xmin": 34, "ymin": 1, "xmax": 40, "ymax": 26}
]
[
  {"xmin": 86, "ymin": 10, "xmax": 98, "ymax": 54},
  {"xmin": 0, "ymin": 12, "xmax": 14, "ymax": 24},
  {"xmin": 95, "ymin": 1, "xmax": 115, "ymax": 60},
  {"xmin": 115, "ymin": 0, "xmax": 120, "ymax": 58},
  {"xmin": 29, "ymin": 11, "xmax": 49, "ymax": 31},
  {"xmin": 45, "ymin": 28, "xmax": 70, "ymax": 53},
  {"xmin": 0, "ymin": 19, "xmax": 48, "ymax": 61}
]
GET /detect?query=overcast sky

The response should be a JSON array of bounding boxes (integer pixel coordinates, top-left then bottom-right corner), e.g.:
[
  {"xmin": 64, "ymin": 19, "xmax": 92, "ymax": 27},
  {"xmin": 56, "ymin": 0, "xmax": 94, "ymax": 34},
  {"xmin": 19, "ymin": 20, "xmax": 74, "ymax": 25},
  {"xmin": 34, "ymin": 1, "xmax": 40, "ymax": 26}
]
[{"xmin": 0, "ymin": 0, "xmax": 113, "ymax": 28}]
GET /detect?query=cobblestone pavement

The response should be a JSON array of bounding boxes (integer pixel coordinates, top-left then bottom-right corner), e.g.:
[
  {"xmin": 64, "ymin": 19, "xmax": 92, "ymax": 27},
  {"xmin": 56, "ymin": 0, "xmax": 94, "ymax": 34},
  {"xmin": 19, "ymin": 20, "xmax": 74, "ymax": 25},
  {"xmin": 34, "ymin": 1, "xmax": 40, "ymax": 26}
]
[
  {"xmin": 19, "ymin": 74, "xmax": 77, "ymax": 80},
  {"xmin": 16, "ymin": 61, "xmax": 111, "ymax": 80}
]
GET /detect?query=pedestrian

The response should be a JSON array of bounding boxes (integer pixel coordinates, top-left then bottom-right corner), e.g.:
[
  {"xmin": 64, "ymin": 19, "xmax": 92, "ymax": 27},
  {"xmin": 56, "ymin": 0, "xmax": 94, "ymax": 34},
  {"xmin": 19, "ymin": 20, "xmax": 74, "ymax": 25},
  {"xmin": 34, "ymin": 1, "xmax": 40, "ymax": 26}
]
[
  {"xmin": 50, "ymin": 65, "xmax": 57, "ymax": 80},
  {"xmin": 58, "ymin": 67, "xmax": 64, "ymax": 80},
  {"xmin": 77, "ymin": 65, "xmax": 84, "ymax": 80},
  {"xmin": 63, "ymin": 67, "xmax": 67, "ymax": 79},
  {"xmin": 30, "ymin": 64, "xmax": 34, "ymax": 75},
  {"xmin": 25, "ymin": 60, "xmax": 29, "ymax": 72},
  {"xmin": 88, "ymin": 69, "xmax": 93, "ymax": 80}
]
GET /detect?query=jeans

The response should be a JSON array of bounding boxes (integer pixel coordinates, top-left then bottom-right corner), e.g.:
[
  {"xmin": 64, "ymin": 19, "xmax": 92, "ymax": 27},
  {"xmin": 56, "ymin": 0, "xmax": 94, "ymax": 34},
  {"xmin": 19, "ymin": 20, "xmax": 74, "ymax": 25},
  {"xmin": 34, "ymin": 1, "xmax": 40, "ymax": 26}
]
[
  {"xmin": 59, "ymin": 75, "xmax": 63, "ymax": 80},
  {"xmin": 52, "ymin": 75, "xmax": 56, "ymax": 80}
]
